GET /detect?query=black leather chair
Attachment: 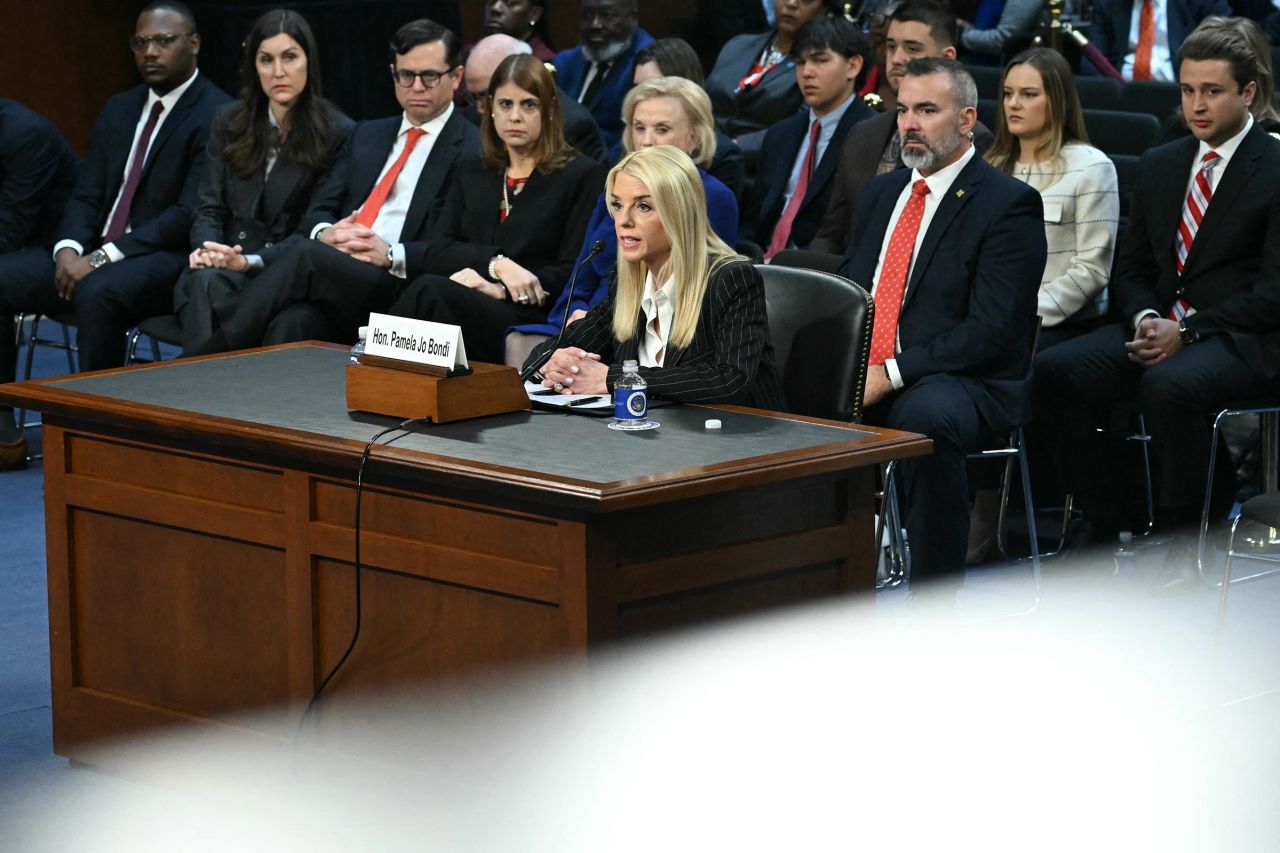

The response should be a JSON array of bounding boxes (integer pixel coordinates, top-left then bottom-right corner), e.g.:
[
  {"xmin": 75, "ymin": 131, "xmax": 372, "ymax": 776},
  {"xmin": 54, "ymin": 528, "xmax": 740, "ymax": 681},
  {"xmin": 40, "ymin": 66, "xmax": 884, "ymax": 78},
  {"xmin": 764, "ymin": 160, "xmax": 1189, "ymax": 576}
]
[
  {"xmin": 977, "ymin": 98, "xmax": 999, "ymax": 135},
  {"xmin": 125, "ymin": 314, "xmax": 183, "ymax": 365},
  {"xmin": 755, "ymin": 263, "xmax": 873, "ymax": 422},
  {"xmin": 1075, "ymin": 76, "xmax": 1122, "ymax": 110},
  {"xmin": 1083, "ymin": 109, "xmax": 1161, "ymax": 157},
  {"xmin": 968, "ymin": 64, "xmax": 1003, "ymax": 101},
  {"xmin": 1108, "ymin": 153, "xmax": 1140, "ymax": 221},
  {"xmin": 1116, "ymin": 80, "xmax": 1181, "ymax": 122}
]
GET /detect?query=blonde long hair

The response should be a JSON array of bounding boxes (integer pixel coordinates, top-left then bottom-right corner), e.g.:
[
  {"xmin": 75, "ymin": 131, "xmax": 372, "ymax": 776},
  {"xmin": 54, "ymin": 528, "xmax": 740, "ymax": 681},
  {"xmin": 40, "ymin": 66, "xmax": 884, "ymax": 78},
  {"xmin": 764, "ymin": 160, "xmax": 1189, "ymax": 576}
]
[{"xmin": 607, "ymin": 146, "xmax": 740, "ymax": 349}]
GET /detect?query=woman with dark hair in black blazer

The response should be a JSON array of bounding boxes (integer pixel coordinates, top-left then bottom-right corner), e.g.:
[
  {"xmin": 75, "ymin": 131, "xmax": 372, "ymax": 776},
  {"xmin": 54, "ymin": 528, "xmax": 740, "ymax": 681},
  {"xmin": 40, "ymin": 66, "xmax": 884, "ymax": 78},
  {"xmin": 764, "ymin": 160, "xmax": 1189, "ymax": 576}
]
[
  {"xmin": 388, "ymin": 54, "xmax": 604, "ymax": 364},
  {"xmin": 175, "ymin": 8, "xmax": 352, "ymax": 350}
]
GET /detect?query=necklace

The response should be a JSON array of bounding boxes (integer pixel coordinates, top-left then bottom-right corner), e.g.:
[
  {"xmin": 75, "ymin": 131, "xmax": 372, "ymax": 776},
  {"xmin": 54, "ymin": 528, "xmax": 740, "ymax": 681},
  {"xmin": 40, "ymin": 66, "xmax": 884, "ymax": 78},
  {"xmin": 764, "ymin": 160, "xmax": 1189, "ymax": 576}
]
[{"xmin": 501, "ymin": 169, "xmax": 529, "ymax": 223}]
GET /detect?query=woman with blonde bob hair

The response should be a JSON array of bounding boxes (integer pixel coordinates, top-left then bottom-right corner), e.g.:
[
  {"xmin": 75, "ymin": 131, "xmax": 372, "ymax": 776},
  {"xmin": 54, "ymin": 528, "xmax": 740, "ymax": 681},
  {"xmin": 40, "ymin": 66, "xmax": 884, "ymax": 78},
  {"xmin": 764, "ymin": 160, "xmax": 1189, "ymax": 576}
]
[
  {"xmin": 526, "ymin": 145, "xmax": 783, "ymax": 409},
  {"xmin": 506, "ymin": 77, "xmax": 739, "ymax": 365}
]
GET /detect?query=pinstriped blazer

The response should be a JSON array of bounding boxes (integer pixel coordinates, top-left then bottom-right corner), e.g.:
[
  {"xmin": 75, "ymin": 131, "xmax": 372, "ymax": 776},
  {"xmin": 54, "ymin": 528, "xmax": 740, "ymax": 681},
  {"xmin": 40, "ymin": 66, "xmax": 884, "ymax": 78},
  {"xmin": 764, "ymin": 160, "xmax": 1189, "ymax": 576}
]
[{"xmin": 526, "ymin": 259, "xmax": 785, "ymax": 411}]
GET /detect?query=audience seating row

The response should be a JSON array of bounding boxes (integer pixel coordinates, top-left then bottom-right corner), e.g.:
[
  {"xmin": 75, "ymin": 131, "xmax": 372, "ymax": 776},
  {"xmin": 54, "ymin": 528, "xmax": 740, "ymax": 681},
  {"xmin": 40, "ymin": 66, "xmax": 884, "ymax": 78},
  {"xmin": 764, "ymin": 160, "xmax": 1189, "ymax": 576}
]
[{"xmin": 968, "ymin": 64, "xmax": 1182, "ymax": 121}]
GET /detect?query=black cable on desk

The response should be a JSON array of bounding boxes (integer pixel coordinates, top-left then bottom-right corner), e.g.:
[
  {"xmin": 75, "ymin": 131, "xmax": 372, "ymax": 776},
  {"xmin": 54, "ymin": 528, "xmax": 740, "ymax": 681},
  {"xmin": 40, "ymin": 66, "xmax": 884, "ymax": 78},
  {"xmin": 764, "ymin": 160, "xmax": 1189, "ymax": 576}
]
[{"xmin": 297, "ymin": 416, "xmax": 431, "ymax": 737}]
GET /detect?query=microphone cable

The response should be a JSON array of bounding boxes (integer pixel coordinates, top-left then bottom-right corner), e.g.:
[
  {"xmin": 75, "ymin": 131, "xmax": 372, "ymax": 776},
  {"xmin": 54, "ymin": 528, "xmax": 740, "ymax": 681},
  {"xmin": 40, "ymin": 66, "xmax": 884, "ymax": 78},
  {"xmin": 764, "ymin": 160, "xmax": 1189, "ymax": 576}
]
[{"xmin": 296, "ymin": 415, "xmax": 431, "ymax": 739}]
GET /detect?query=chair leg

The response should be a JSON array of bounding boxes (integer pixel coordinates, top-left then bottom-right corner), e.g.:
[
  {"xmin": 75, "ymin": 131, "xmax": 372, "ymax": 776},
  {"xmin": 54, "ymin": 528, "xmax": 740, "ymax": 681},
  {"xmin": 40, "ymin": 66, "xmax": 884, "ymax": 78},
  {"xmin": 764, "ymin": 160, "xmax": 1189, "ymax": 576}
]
[
  {"xmin": 150, "ymin": 334, "xmax": 162, "ymax": 362},
  {"xmin": 1215, "ymin": 514, "xmax": 1243, "ymax": 649},
  {"xmin": 1133, "ymin": 414, "xmax": 1155, "ymax": 536},
  {"xmin": 61, "ymin": 322, "xmax": 75, "ymax": 373},
  {"xmin": 1015, "ymin": 431, "xmax": 1042, "ymax": 594},
  {"xmin": 1198, "ymin": 410, "xmax": 1229, "ymax": 585},
  {"xmin": 125, "ymin": 329, "xmax": 142, "ymax": 366}
]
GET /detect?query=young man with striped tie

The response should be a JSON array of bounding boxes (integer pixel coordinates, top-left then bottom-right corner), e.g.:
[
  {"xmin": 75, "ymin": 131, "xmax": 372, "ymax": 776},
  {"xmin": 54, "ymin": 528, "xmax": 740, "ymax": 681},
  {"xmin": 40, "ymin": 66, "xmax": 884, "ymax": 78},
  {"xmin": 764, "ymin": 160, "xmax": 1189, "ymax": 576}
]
[{"xmin": 1034, "ymin": 19, "xmax": 1280, "ymax": 589}]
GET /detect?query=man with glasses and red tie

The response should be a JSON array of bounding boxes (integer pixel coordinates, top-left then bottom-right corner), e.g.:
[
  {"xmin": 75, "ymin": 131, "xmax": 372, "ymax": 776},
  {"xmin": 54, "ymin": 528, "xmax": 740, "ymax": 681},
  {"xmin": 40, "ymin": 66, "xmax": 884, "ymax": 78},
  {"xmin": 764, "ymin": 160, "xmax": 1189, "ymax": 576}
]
[
  {"xmin": 184, "ymin": 18, "xmax": 478, "ymax": 355},
  {"xmin": 1035, "ymin": 21, "xmax": 1280, "ymax": 589},
  {"xmin": 840, "ymin": 57, "xmax": 1045, "ymax": 599},
  {"xmin": 0, "ymin": 1, "xmax": 227, "ymax": 467}
]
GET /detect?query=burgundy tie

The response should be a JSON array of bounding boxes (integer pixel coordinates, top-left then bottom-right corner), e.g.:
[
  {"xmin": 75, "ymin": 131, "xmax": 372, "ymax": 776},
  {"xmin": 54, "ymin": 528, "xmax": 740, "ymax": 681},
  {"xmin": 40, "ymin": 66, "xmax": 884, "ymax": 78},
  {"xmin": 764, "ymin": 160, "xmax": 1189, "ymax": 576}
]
[
  {"xmin": 766, "ymin": 119, "xmax": 821, "ymax": 261},
  {"xmin": 105, "ymin": 100, "xmax": 165, "ymax": 243}
]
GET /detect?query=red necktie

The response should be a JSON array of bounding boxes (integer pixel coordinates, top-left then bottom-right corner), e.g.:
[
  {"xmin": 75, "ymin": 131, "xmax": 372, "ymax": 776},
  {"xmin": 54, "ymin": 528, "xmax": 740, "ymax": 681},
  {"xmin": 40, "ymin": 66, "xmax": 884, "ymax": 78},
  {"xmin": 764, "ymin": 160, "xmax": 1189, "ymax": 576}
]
[
  {"xmin": 356, "ymin": 127, "xmax": 427, "ymax": 228},
  {"xmin": 104, "ymin": 100, "xmax": 164, "ymax": 242},
  {"xmin": 869, "ymin": 179, "xmax": 930, "ymax": 365},
  {"xmin": 1170, "ymin": 151, "xmax": 1220, "ymax": 319},
  {"xmin": 765, "ymin": 119, "xmax": 821, "ymax": 261},
  {"xmin": 1133, "ymin": 0, "xmax": 1155, "ymax": 81}
]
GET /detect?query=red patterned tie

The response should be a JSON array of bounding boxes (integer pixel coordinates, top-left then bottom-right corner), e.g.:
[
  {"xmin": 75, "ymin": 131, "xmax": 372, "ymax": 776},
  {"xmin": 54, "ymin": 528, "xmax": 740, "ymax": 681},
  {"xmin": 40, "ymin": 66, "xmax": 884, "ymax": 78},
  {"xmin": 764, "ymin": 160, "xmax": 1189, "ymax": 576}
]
[
  {"xmin": 356, "ymin": 127, "xmax": 427, "ymax": 228},
  {"xmin": 766, "ymin": 119, "xmax": 822, "ymax": 261},
  {"xmin": 869, "ymin": 179, "xmax": 929, "ymax": 365},
  {"xmin": 1170, "ymin": 151, "xmax": 1220, "ymax": 320},
  {"xmin": 104, "ymin": 100, "xmax": 164, "ymax": 242},
  {"xmin": 1133, "ymin": 0, "xmax": 1155, "ymax": 81}
]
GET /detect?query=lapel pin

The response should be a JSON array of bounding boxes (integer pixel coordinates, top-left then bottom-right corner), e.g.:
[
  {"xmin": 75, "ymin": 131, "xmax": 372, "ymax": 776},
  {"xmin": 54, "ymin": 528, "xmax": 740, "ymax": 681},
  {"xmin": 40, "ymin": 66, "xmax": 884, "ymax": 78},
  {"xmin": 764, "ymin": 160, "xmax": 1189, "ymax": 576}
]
[{"xmin": 955, "ymin": 189, "xmax": 965, "ymax": 198}]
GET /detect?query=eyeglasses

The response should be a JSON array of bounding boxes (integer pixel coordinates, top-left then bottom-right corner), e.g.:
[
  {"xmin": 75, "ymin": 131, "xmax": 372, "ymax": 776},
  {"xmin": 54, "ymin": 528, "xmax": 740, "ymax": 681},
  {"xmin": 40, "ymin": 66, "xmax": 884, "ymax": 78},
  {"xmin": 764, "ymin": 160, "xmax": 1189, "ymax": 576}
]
[
  {"xmin": 128, "ymin": 32, "xmax": 191, "ymax": 52},
  {"xmin": 391, "ymin": 67, "xmax": 456, "ymax": 88},
  {"xmin": 462, "ymin": 90, "xmax": 491, "ymax": 107},
  {"xmin": 492, "ymin": 97, "xmax": 540, "ymax": 115}
]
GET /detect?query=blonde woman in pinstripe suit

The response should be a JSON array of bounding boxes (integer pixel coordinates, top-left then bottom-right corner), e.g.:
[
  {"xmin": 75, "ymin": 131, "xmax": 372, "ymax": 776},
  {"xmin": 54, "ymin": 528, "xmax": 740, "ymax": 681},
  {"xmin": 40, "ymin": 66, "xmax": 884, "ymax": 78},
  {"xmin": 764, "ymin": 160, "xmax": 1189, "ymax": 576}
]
[
  {"xmin": 527, "ymin": 145, "xmax": 784, "ymax": 410},
  {"xmin": 987, "ymin": 47, "xmax": 1120, "ymax": 351}
]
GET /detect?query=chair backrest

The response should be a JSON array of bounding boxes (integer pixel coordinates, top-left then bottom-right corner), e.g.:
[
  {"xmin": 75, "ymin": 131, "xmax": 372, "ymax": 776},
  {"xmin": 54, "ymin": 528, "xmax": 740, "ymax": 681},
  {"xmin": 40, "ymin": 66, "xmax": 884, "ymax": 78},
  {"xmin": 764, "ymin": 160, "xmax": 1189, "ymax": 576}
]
[
  {"xmin": 1107, "ymin": 152, "xmax": 1140, "ymax": 221},
  {"xmin": 756, "ymin": 263, "xmax": 873, "ymax": 423},
  {"xmin": 969, "ymin": 65, "xmax": 1003, "ymax": 102},
  {"xmin": 1116, "ymin": 80, "xmax": 1181, "ymax": 121},
  {"xmin": 1075, "ymin": 77, "xmax": 1122, "ymax": 110},
  {"xmin": 977, "ymin": 98, "xmax": 999, "ymax": 134},
  {"xmin": 1082, "ymin": 109, "xmax": 1161, "ymax": 156}
]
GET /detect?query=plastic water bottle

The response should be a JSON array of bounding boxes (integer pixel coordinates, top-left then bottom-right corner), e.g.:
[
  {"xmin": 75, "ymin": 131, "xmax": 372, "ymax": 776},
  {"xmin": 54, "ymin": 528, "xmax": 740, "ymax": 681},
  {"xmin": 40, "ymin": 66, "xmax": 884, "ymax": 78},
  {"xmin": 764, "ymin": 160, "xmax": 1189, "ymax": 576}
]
[
  {"xmin": 349, "ymin": 326, "xmax": 368, "ymax": 364},
  {"xmin": 613, "ymin": 359, "xmax": 647, "ymax": 426}
]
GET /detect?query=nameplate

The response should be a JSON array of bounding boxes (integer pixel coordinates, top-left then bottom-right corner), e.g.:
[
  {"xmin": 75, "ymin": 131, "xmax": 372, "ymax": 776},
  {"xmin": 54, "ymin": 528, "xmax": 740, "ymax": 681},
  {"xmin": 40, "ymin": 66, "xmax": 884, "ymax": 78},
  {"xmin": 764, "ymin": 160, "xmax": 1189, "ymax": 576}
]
[{"xmin": 364, "ymin": 313, "xmax": 469, "ymax": 370}]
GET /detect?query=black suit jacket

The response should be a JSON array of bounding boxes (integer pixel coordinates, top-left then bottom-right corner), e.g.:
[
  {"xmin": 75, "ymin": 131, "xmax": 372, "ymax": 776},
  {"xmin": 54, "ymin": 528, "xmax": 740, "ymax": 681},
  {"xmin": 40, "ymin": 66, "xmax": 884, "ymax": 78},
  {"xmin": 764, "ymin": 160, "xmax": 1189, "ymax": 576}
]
[
  {"xmin": 745, "ymin": 97, "xmax": 876, "ymax": 249},
  {"xmin": 58, "ymin": 75, "xmax": 229, "ymax": 257},
  {"xmin": 0, "ymin": 98, "xmax": 79, "ymax": 252},
  {"xmin": 839, "ymin": 153, "xmax": 1046, "ymax": 433},
  {"xmin": 1092, "ymin": 0, "xmax": 1231, "ymax": 73},
  {"xmin": 706, "ymin": 31, "xmax": 802, "ymax": 158},
  {"xmin": 421, "ymin": 153, "xmax": 605, "ymax": 300},
  {"xmin": 526, "ymin": 259, "xmax": 786, "ymax": 411},
  {"xmin": 810, "ymin": 109, "xmax": 996, "ymax": 255},
  {"xmin": 306, "ymin": 108, "xmax": 479, "ymax": 281},
  {"xmin": 1114, "ymin": 123, "xmax": 1280, "ymax": 382},
  {"xmin": 190, "ymin": 102, "xmax": 354, "ymax": 266}
]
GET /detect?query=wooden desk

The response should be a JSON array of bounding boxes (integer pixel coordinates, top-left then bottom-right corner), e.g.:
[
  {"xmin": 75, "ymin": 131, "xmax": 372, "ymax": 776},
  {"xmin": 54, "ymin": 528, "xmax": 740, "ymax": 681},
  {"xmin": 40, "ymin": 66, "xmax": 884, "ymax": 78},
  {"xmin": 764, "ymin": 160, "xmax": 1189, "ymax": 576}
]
[{"xmin": 0, "ymin": 344, "xmax": 929, "ymax": 757}]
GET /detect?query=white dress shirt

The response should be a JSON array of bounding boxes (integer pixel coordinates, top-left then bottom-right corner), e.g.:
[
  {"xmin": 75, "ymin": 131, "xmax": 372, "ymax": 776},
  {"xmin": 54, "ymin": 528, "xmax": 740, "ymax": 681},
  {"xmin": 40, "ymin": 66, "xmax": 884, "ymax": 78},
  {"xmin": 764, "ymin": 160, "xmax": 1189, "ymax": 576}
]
[
  {"xmin": 1132, "ymin": 114, "xmax": 1254, "ymax": 327},
  {"xmin": 311, "ymin": 103, "xmax": 454, "ymax": 279},
  {"xmin": 54, "ymin": 70, "xmax": 201, "ymax": 263},
  {"xmin": 639, "ymin": 270, "xmax": 678, "ymax": 368},
  {"xmin": 1121, "ymin": 0, "xmax": 1174, "ymax": 82},
  {"xmin": 871, "ymin": 144, "xmax": 976, "ymax": 388}
]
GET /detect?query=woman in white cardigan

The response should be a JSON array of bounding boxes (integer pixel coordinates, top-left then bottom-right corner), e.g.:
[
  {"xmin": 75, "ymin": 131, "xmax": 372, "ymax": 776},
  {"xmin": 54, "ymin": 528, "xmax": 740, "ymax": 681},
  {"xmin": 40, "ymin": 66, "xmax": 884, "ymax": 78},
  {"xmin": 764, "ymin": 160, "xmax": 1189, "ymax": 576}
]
[{"xmin": 986, "ymin": 47, "xmax": 1119, "ymax": 352}]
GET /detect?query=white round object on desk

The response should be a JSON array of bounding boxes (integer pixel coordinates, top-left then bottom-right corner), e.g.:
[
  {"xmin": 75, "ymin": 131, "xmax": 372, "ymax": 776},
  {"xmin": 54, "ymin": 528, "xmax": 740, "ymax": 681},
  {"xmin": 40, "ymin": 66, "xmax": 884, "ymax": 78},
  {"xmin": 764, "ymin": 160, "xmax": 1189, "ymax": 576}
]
[{"xmin": 704, "ymin": 419, "xmax": 722, "ymax": 430}]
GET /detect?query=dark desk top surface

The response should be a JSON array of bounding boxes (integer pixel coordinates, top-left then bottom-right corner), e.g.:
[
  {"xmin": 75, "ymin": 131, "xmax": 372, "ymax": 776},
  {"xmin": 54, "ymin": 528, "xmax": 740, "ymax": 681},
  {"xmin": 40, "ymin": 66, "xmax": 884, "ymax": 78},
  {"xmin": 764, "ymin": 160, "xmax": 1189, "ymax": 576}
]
[{"xmin": 6, "ymin": 344, "xmax": 928, "ymax": 506}]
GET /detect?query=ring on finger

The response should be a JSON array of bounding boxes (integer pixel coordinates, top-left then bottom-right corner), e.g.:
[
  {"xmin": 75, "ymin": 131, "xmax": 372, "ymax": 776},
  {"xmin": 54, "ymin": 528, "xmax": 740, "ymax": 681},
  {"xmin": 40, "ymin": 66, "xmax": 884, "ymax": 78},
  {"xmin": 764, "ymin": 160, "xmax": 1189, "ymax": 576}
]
[{"xmin": 553, "ymin": 382, "xmax": 564, "ymax": 392}]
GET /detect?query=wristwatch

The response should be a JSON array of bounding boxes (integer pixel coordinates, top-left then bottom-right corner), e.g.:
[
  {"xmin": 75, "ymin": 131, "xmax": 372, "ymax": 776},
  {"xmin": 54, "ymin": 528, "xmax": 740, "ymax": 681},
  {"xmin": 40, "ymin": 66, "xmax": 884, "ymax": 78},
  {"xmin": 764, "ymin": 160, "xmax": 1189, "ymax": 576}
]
[
  {"xmin": 1178, "ymin": 319, "xmax": 1199, "ymax": 344},
  {"xmin": 87, "ymin": 249, "xmax": 109, "ymax": 269},
  {"xmin": 385, "ymin": 245, "xmax": 394, "ymax": 268}
]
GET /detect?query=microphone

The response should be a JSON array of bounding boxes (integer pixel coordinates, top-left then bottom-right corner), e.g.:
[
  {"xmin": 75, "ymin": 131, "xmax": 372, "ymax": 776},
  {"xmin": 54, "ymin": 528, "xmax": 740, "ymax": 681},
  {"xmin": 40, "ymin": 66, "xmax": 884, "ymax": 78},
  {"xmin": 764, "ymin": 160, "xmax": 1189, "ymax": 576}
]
[{"xmin": 520, "ymin": 239, "xmax": 606, "ymax": 383}]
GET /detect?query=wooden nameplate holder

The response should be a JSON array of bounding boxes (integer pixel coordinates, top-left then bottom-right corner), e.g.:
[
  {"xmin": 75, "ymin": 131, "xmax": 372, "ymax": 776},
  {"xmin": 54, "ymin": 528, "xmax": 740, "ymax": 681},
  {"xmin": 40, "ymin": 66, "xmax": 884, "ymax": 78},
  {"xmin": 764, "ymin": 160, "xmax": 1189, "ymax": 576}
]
[{"xmin": 346, "ymin": 354, "xmax": 529, "ymax": 423}]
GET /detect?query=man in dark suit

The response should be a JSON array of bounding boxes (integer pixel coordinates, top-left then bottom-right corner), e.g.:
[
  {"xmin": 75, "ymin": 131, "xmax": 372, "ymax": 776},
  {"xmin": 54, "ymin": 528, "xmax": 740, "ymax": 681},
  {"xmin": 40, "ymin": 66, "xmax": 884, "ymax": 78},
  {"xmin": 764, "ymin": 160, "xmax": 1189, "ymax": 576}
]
[
  {"xmin": 184, "ymin": 18, "xmax": 479, "ymax": 355},
  {"xmin": 1091, "ymin": 0, "xmax": 1230, "ymax": 80},
  {"xmin": 463, "ymin": 33, "xmax": 605, "ymax": 163},
  {"xmin": 553, "ymin": 0, "xmax": 654, "ymax": 150},
  {"xmin": 0, "ymin": 1, "xmax": 227, "ymax": 467},
  {"xmin": 810, "ymin": 0, "xmax": 996, "ymax": 256},
  {"xmin": 841, "ymin": 57, "xmax": 1045, "ymax": 592},
  {"xmin": 0, "ymin": 100, "xmax": 78, "ymax": 256},
  {"xmin": 746, "ymin": 17, "xmax": 875, "ymax": 258},
  {"xmin": 0, "ymin": 98, "xmax": 80, "ymax": 469},
  {"xmin": 1035, "ymin": 24, "xmax": 1280, "ymax": 586}
]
